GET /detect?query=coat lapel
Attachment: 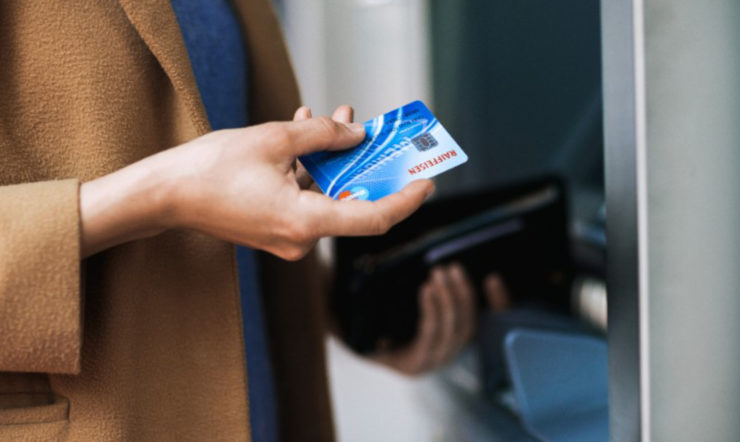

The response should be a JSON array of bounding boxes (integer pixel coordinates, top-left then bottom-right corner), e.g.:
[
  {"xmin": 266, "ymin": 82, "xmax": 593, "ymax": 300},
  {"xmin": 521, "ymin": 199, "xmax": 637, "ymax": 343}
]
[
  {"xmin": 116, "ymin": 0, "xmax": 300, "ymax": 130},
  {"xmin": 116, "ymin": 0, "xmax": 211, "ymax": 134}
]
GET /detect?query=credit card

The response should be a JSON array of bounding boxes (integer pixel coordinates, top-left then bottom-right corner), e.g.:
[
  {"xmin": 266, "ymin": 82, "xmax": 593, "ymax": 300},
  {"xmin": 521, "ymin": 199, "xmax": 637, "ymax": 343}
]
[{"xmin": 299, "ymin": 100, "xmax": 468, "ymax": 202}]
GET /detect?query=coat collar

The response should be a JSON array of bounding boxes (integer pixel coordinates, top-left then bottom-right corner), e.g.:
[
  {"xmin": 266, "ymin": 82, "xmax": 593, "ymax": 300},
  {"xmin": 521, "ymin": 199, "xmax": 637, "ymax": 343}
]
[{"xmin": 116, "ymin": 0, "xmax": 211, "ymax": 135}]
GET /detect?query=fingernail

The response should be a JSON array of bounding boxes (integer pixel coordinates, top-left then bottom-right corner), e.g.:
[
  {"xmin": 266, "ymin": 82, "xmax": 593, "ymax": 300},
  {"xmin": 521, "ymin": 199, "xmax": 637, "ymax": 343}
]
[{"xmin": 349, "ymin": 122, "xmax": 365, "ymax": 135}]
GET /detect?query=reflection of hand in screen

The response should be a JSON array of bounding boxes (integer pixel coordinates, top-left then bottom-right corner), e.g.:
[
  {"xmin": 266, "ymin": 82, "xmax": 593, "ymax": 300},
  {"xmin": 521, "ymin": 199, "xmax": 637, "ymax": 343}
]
[{"xmin": 371, "ymin": 264, "xmax": 510, "ymax": 376}]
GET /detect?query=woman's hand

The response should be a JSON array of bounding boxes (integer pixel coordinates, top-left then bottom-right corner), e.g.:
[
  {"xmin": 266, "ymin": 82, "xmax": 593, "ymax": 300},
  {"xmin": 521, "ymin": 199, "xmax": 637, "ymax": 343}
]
[
  {"xmin": 79, "ymin": 108, "xmax": 434, "ymax": 258},
  {"xmin": 371, "ymin": 265, "xmax": 510, "ymax": 376}
]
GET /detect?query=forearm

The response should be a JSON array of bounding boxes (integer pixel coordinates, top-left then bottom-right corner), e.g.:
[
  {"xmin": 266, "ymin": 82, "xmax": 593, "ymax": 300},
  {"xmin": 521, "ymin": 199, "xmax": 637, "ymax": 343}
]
[{"xmin": 79, "ymin": 156, "xmax": 175, "ymax": 258}]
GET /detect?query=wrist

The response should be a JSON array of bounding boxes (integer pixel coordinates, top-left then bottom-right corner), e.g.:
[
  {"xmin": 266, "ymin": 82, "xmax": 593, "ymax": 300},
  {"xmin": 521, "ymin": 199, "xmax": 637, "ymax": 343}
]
[{"xmin": 80, "ymin": 156, "xmax": 179, "ymax": 257}]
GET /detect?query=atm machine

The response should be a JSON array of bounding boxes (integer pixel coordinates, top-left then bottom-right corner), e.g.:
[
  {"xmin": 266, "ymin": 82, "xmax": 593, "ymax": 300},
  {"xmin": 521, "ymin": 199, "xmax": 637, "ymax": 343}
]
[{"xmin": 424, "ymin": 0, "xmax": 740, "ymax": 440}]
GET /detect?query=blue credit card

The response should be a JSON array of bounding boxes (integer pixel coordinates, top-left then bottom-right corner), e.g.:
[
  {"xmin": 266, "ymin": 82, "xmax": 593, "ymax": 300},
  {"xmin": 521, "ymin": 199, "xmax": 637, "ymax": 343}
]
[{"xmin": 299, "ymin": 100, "xmax": 468, "ymax": 202}]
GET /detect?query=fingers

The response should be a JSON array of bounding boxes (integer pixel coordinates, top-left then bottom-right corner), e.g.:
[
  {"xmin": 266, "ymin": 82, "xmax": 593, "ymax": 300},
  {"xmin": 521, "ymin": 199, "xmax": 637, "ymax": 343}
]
[
  {"xmin": 447, "ymin": 263, "xmax": 476, "ymax": 347},
  {"xmin": 371, "ymin": 265, "xmax": 476, "ymax": 376},
  {"xmin": 484, "ymin": 274, "xmax": 511, "ymax": 312},
  {"xmin": 370, "ymin": 283, "xmax": 439, "ymax": 376},
  {"xmin": 293, "ymin": 106, "xmax": 352, "ymax": 189},
  {"xmin": 426, "ymin": 264, "xmax": 475, "ymax": 366},
  {"xmin": 407, "ymin": 284, "xmax": 442, "ymax": 373},
  {"xmin": 277, "ymin": 116, "xmax": 366, "ymax": 157},
  {"xmin": 429, "ymin": 268, "xmax": 457, "ymax": 365},
  {"xmin": 304, "ymin": 179, "xmax": 434, "ymax": 237},
  {"xmin": 331, "ymin": 104, "xmax": 354, "ymax": 123},
  {"xmin": 294, "ymin": 104, "xmax": 352, "ymax": 123}
]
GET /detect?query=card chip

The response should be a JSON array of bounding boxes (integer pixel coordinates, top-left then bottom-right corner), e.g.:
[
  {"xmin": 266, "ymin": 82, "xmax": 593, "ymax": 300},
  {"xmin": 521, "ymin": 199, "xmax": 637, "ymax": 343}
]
[{"xmin": 411, "ymin": 132, "xmax": 438, "ymax": 152}]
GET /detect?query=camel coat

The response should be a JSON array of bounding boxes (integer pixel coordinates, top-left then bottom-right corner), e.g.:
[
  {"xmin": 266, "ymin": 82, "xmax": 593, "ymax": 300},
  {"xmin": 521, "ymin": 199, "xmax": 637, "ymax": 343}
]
[{"xmin": 0, "ymin": 0, "xmax": 335, "ymax": 440}]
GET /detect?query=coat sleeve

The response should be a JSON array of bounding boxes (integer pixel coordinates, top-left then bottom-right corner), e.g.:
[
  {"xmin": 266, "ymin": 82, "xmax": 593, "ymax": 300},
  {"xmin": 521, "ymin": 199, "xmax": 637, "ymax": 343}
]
[{"xmin": 0, "ymin": 179, "xmax": 82, "ymax": 374}]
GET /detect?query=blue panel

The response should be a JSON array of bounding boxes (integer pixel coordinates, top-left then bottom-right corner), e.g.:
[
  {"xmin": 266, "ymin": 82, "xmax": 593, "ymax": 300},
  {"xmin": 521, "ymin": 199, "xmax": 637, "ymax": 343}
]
[{"xmin": 504, "ymin": 329, "xmax": 608, "ymax": 442}]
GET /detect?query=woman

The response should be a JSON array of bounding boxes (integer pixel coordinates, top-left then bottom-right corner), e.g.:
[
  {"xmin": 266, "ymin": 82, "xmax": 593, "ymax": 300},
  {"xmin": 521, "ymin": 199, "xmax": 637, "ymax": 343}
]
[{"xmin": 0, "ymin": 1, "xmax": 482, "ymax": 440}]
